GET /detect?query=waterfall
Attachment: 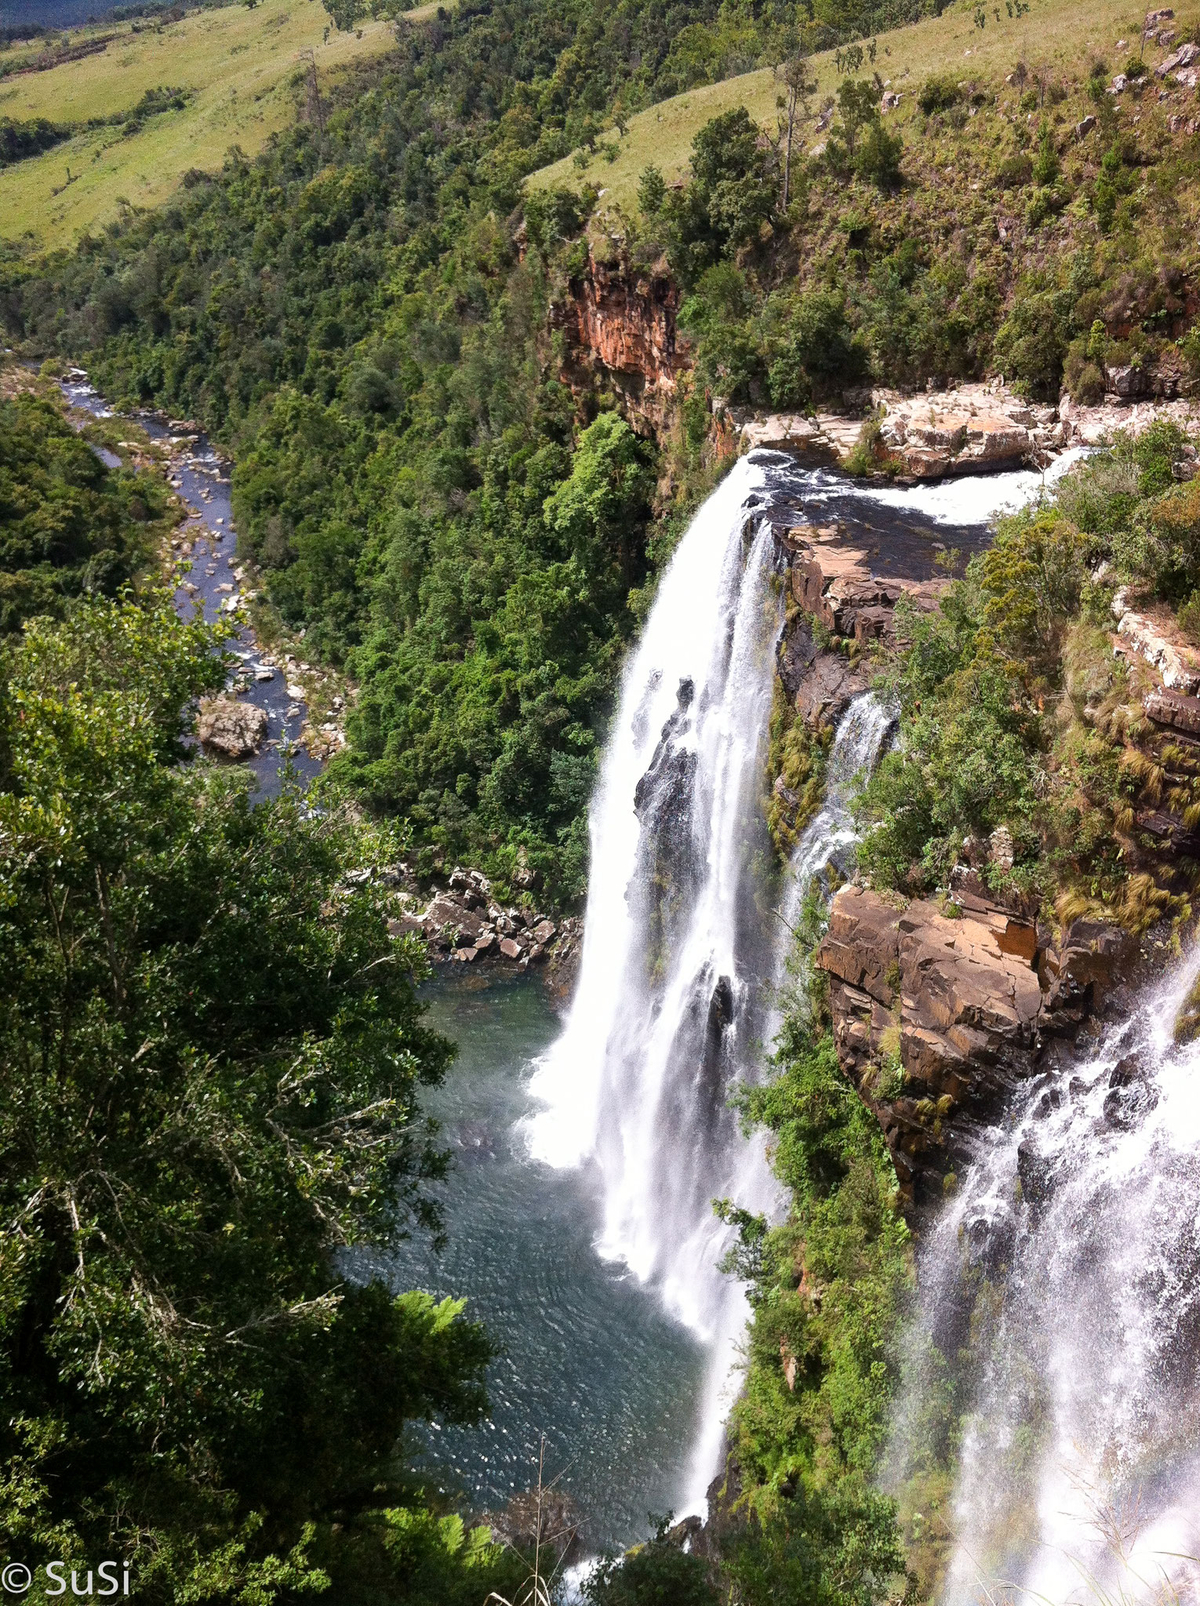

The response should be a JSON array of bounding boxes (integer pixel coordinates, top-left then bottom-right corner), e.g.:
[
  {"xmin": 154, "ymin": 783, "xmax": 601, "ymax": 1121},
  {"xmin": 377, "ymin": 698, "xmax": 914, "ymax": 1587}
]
[
  {"xmin": 528, "ymin": 456, "xmax": 893, "ymax": 1512},
  {"xmin": 891, "ymin": 954, "xmax": 1200, "ymax": 1605},
  {"xmin": 778, "ymin": 694, "xmax": 896, "ymax": 938}
]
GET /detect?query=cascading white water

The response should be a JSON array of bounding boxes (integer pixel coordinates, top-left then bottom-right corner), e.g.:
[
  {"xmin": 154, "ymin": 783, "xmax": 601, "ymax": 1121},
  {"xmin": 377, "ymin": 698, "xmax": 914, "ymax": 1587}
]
[
  {"xmin": 528, "ymin": 455, "xmax": 784, "ymax": 1508},
  {"xmin": 527, "ymin": 451, "xmax": 902, "ymax": 1512},
  {"xmin": 891, "ymin": 954, "xmax": 1200, "ymax": 1605},
  {"xmin": 778, "ymin": 694, "xmax": 896, "ymax": 939}
]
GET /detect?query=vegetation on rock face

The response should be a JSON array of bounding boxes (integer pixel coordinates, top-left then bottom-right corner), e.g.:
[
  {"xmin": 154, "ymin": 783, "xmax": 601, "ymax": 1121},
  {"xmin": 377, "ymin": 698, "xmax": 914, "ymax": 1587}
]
[
  {"xmin": 0, "ymin": 592, "xmax": 527, "ymax": 1604},
  {"xmin": 857, "ymin": 422, "xmax": 1200, "ymax": 935},
  {"xmin": 0, "ymin": 386, "xmax": 168, "ymax": 631},
  {"xmin": 706, "ymin": 892, "xmax": 913, "ymax": 1606}
]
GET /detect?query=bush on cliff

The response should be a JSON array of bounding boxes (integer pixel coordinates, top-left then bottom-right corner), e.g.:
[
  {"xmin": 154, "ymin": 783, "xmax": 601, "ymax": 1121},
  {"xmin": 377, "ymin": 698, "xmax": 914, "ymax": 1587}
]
[{"xmin": 857, "ymin": 425, "xmax": 1200, "ymax": 932}]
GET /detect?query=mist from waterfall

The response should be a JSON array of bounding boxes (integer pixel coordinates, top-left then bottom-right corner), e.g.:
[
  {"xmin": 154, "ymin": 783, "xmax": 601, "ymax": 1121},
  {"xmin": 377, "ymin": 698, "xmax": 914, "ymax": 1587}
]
[{"xmin": 889, "ymin": 953, "xmax": 1200, "ymax": 1606}]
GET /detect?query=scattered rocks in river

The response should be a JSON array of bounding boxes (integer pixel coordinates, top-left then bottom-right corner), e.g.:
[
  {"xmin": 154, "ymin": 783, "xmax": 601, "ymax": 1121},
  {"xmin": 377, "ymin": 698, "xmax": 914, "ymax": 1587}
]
[
  {"xmin": 196, "ymin": 697, "xmax": 269, "ymax": 759},
  {"xmin": 380, "ymin": 862, "xmax": 582, "ymax": 997}
]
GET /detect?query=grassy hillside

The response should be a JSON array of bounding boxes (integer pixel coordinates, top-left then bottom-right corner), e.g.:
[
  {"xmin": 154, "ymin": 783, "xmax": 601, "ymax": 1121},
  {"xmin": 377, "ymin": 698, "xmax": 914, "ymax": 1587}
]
[
  {"xmin": 0, "ymin": 0, "xmax": 395, "ymax": 248},
  {"xmin": 529, "ymin": 0, "xmax": 1186, "ymax": 212}
]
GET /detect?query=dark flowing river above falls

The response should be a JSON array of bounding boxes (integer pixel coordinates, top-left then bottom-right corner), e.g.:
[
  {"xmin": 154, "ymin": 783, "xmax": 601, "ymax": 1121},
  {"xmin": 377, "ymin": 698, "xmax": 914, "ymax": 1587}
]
[{"xmin": 363, "ymin": 974, "xmax": 708, "ymax": 1552}]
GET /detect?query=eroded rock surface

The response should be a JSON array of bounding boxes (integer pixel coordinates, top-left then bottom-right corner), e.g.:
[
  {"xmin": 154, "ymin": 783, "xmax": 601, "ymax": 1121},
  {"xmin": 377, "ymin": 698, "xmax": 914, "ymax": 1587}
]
[{"xmin": 815, "ymin": 884, "xmax": 1137, "ymax": 1202}]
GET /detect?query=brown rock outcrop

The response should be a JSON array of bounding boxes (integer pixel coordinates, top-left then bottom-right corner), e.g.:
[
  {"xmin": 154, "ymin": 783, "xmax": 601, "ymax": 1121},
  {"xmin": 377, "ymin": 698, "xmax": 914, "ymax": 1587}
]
[
  {"xmin": 815, "ymin": 885, "xmax": 1136, "ymax": 1202},
  {"xmin": 1144, "ymin": 686, "xmax": 1200, "ymax": 735},
  {"xmin": 552, "ymin": 244, "xmax": 688, "ymax": 436}
]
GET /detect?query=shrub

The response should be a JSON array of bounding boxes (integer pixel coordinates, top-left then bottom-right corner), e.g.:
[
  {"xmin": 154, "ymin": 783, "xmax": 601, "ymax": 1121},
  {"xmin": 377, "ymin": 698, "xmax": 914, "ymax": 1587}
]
[
  {"xmin": 766, "ymin": 289, "xmax": 865, "ymax": 402},
  {"xmin": 583, "ymin": 1541, "xmax": 719, "ymax": 1605},
  {"xmin": 1179, "ymin": 589, "xmax": 1200, "ymax": 645},
  {"xmin": 992, "ymin": 276, "xmax": 1074, "ymax": 398},
  {"xmin": 918, "ymin": 73, "xmax": 961, "ymax": 114},
  {"xmin": 995, "ymin": 151, "xmax": 1033, "ymax": 188},
  {"xmin": 855, "ymin": 120, "xmax": 904, "ymax": 188},
  {"xmin": 1071, "ymin": 359, "xmax": 1106, "ymax": 405}
]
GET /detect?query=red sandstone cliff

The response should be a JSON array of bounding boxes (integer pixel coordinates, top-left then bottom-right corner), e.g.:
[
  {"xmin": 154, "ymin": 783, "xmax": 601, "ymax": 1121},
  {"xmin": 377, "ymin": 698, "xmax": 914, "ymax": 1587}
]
[{"xmin": 550, "ymin": 245, "xmax": 690, "ymax": 436}]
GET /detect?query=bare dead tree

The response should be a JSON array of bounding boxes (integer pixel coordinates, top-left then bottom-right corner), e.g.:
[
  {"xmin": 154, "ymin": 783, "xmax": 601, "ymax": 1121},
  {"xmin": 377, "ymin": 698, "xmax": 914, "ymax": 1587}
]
[{"xmin": 776, "ymin": 54, "xmax": 818, "ymax": 210}]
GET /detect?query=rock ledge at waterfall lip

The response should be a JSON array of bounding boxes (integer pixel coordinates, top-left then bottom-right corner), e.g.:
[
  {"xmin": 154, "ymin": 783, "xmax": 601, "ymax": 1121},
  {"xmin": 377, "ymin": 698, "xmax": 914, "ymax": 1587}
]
[
  {"xmin": 731, "ymin": 379, "xmax": 1200, "ymax": 482},
  {"xmin": 814, "ymin": 882, "xmax": 1147, "ymax": 1205}
]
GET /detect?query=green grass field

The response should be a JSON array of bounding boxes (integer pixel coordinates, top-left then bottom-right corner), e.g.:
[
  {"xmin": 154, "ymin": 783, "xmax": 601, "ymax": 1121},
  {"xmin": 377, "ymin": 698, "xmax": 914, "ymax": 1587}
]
[
  {"xmin": 0, "ymin": 0, "xmax": 397, "ymax": 250},
  {"xmin": 528, "ymin": 0, "xmax": 1197, "ymax": 214}
]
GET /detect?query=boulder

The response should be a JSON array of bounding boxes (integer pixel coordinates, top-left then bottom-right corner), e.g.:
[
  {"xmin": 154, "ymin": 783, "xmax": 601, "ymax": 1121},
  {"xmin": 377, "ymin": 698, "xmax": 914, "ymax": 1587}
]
[
  {"xmin": 1156, "ymin": 39, "xmax": 1200, "ymax": 75},
  {"xmin": 1107, "ymin": 363, "xmax": 1149, "ymax": 399},
  {"xmin": 422, "ymin": 893, "xmax": 485, "ymax": 945},
  {"xmin": 196, "ymin": 697, "xmax": 268, "ymax": 759}
]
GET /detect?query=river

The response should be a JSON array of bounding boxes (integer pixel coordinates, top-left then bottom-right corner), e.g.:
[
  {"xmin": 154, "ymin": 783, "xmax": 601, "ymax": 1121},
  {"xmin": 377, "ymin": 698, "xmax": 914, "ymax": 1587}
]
[{"xmin": 58, "ymin": 371, "xmax": 322, "ymax": 798}]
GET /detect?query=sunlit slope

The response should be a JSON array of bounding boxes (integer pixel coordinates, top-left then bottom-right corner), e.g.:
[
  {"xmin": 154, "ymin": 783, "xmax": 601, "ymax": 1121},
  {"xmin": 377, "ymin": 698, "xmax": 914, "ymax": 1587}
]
[
  {"xmin": 0, "ymin": 0, "xmax": 395, "ymax": 250},
  {"xmin": 527, "ymin": 0, "xmax": 1192, "ymax": 212}
]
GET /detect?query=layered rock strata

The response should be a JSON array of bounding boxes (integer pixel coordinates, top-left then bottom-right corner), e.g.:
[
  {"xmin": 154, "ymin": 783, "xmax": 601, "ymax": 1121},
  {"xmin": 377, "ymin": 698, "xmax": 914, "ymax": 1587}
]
[{"xmin": 814, "ymin": 884, "xmax": 1137, "ymax": 1203}]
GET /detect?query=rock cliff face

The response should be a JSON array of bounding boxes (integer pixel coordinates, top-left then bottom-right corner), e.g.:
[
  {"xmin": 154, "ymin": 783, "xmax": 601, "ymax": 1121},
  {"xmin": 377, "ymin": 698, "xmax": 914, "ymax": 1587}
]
[
  {"xmin": 764, "ymin": 503, "xmax": 1168, "ymax": 1208},
  {"xmin": 814, "ymin": 885, "xmax": 1138, "ymax": 1204},
  {"xmin": 550, "ymin": 244, "xmax": 689, "ymax": 436}
]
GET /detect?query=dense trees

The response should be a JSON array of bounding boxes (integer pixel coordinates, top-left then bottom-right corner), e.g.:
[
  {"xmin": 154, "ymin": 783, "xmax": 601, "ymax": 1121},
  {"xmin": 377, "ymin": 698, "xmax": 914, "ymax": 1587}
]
[
  {"xmin": 0, "ymin": 595, "xmax": 523, "ymax": 1603},
  {"xmin": 0, "ymin": 390, "xmax": 167, "ymax": 631}
]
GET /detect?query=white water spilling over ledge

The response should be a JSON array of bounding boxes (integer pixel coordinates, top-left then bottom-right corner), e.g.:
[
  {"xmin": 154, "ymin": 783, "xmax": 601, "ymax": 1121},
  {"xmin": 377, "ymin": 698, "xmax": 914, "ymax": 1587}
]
[
  {"xmin": 528, "ymin": 455, "xmax": 782, "ymax": 1453},
  {"xmin": 528, "ymin": 447, "xmax": 1076, "ymax": 1517},
  {"xmin": 527, "ymin": 454, "xmax": 899, "ymax": 1512},
  {"xmin": 890, "ymin": 951, "xmax": 1200, "ymax": 1605}
]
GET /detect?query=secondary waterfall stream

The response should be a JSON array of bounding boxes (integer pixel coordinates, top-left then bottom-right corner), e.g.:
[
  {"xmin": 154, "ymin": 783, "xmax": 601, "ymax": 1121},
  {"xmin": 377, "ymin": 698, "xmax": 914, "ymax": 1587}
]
[{"xmin": 891, "ymin": 954, "xmax": 1200, "ymax": 1606}]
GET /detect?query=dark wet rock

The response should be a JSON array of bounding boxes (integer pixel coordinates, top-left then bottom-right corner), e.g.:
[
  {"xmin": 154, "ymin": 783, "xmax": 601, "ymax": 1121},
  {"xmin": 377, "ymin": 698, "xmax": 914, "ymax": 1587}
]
[
  {"xmin": 963, "ymin": 1208, "xmax": 1017, "ymax": 1278},
  {"xmin": 1103, "ymin": 1053, "xmax": 1159, "ymax": 1129},
  {"xmin": 1034, "ymin": 1084, "xmax": 1065, "ymax": 1119},
  {"xmin": 1017, "ymin": 1140, "xmax": 1057, "ymax": 1208},
  {"xmin": 707, "ymin": 975, "xmax": 735, "ymax": 1043}
]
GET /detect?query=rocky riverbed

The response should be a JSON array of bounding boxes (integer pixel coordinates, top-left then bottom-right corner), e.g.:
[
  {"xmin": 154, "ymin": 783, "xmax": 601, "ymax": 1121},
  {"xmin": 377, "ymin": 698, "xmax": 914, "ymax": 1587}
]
[
  {"xmin": 56, "ymin": 369, "xmax": 346, "ymax": 790},
  {"xmin": 383, "ymin": 864, "xmax": 583, "ymax": 999}
]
